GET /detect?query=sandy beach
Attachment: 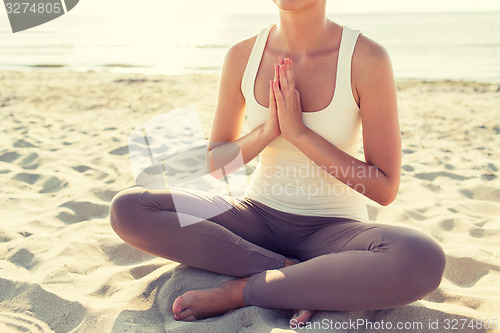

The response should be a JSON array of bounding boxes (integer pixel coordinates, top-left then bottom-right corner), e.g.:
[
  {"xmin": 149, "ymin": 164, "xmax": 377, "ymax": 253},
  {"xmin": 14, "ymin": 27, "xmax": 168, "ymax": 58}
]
[{"xmin": 0, "ymin": 70, "xmax": 499, "ymax": 332}]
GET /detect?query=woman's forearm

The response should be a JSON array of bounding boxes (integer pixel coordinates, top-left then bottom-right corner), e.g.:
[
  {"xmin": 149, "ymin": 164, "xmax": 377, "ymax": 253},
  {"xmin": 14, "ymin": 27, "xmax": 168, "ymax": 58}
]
[
  {"xmin": 207, "ymin": 123, "xmax": 277, "ymax": 177},
  {"xmin": 289, "ymin": 127, "xmax": 399, "ymax": 206}
]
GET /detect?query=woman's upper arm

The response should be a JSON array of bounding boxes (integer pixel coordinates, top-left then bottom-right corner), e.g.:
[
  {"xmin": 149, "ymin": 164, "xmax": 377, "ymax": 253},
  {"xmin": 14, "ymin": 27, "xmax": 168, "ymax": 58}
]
[
  {"xmin": 209, "ymin": 38, "xmax": 254, "ymax": 145},
  {"xmin": 353, "ymin": 36, "xmax": 401, "ymax": 203}
]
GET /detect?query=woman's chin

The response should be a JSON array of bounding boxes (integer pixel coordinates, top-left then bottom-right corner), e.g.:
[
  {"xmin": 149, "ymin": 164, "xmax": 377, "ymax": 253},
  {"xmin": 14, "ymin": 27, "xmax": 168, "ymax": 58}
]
[{"xmin": 272, "ymin": 0, "xmax": 321, "ymax": 12}]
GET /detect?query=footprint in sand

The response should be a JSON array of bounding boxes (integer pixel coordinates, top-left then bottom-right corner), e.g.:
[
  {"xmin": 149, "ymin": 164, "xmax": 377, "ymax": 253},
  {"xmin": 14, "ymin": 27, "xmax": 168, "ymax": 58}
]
[
  {"xmin": 444, "ymin": 163, "xmax": 455, "ymax": 170},
  {"xmin": 444, "ymin": 256, "xmax": 498, "ymax": 288},
  {"xmin": 57, "ymin": 201, "xmax": 109, "ymax": 224},
  {"xmin": 402, "ymin": 164, "xmax": 414, "ymax": 172},
  {"xmin": 414, "ymin": 171, "xmax": 467, "ymax": 181},
  {"xmin": 0, "ymin": 151, "xmax": 20, "ymax": 163},
  {"xmin": 405, "ymin": 209, "xmax": 426, "ymax": 221},
  {"xmin": 90, "ymin": 283, "xmax": 113, "ymax": 297},
  {"xmin": 109, "ymin": 146, "xmax": 129, "ymax": 156},
  {"xmin": 0, "ymin": 280, "xmax": 86, "ymax": 332},
  {"xmin": 0, "ymin": 312, "xmax": 52, "ymax": 333},
  {"xmin": 14, "ymin": 172, "xmax": 40, "ymax": 185},
  {"xmin": 72, "ymin": 165, "xmax": 92, "ymax": 173},
  {"xmin": 482, "ymin": 173, "xmax": 497, "ymax": 181},
  {"xmin": 129, "ymin": 264, "xmax": 164, "ymax": 280},
  {"xmin": 7, "ymin": 248, "xmax": 35, "ymax": 270},
  {"xmin": 93, "ymin": 189, "xmax": 118, "ymax": 202},
  {"xmin": 487, "ymin": 163, "xmax": 497, "ymax": 172},
  {"xmin": 460, "ymin": 184, "xmax": 500, "ymax": 202},
  {"xmin": 40, "ymin": 176, "xmax": 68, "ymax": 193},
  {"xmin": 439, "ymin": 218, "xmax": 455, "ymax": 231},
  {"xmin": 20, "ymin": 152, "xmax": 40, "ymax": 170},
  {"xmin": 102, "ymin": 243, "xmax": 156, "ymax": 266},
  {"xmin": 13, "ymin": 139, "xmax": 36, "ymax": 148}
]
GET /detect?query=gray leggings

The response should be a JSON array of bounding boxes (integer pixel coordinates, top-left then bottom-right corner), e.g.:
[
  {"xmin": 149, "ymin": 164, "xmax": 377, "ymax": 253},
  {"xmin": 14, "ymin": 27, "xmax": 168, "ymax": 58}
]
[{"xmin": 109, "ymin": 187, "xmax": 446, "ymax": 311}]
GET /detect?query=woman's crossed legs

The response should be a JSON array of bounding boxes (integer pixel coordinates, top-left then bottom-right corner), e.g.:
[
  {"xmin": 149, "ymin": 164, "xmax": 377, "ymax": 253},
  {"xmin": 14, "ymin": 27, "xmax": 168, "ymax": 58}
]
[{"xmin": 109, "ymin": 187, "xmax": 445, "ymax": 322}]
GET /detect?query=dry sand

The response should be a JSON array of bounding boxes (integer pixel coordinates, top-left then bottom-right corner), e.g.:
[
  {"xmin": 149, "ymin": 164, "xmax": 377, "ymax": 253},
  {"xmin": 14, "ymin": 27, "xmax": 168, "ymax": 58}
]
[{"xmin": 0, "ymin": 70, "xmax": 499, "ymax": 332}]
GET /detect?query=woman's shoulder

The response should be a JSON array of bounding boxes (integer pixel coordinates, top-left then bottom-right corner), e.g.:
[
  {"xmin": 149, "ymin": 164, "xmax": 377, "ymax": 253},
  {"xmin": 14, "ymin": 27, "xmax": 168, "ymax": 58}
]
[
  {"xmin": 353, "ymin": 33, "xmax": 392, "ymax": 70},
  {"xmin": 221, "ymin": 34, "xmax": 258, "ymax": 76},
  {"xmin": 351, "ymin": 33, "xmax": 394, "ymax": 90}
]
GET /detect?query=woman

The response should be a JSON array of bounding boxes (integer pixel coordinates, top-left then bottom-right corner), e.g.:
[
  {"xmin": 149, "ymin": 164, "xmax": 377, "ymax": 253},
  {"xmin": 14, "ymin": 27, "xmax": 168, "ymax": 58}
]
[{"xmin": 109, "ymin": 0, "xmax": 446, "ymax": 326}]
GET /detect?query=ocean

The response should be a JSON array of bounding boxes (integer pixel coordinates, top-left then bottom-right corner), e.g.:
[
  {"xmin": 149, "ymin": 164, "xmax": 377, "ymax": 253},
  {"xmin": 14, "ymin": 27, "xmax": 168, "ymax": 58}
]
[{"xmin": 1, "ymin": 11, "xmax": 499, "ymax": 82}]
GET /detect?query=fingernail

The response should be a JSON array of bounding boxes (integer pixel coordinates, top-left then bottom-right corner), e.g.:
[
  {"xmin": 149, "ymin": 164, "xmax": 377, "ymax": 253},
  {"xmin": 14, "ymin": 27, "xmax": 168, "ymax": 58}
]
[{"xmin": 292, "ymin": 313, "xmax": 299, "ymax": 319}]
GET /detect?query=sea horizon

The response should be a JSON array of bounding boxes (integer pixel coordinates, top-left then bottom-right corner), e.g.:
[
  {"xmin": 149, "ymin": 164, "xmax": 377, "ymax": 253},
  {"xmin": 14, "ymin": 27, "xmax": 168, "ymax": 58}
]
[{"xmin": 1, "ymin": 11, "xmax": 499, "ymax": 83}]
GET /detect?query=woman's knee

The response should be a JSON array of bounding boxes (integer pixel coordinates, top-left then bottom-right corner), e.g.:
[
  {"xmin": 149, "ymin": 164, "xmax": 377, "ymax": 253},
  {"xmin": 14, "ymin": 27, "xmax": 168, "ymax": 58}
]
[
  {"xmin": 109, "ymin": 187, "xmax": 145, "ymax": 237},
  {"xmin": 384, "ymin": 229, "xmax": 446, "ymax": 300},
  {"xmin": 395, "ymin": 230, "xmax": 446, "ymax": 297}
]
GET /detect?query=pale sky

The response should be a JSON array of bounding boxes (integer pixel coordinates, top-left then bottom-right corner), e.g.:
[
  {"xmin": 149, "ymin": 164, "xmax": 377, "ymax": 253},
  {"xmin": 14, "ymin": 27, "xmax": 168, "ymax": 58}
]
[{"xmin": 74, "ymin": 0, "xmax": 500, "ymax": 16}]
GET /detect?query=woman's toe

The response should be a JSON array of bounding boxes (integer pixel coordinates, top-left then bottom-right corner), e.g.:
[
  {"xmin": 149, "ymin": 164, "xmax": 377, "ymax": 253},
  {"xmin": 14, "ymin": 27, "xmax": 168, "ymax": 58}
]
[
  {"xmin": 290, "ymin": 309, "xmax": 315, "ymax": 326},
  {"xmin": 172, "ymin": 296, "xmax": 183, "ymax": 316},
  {"xmin": 177, "ymin": 308, "xmax": 196, "ymax": 321},
  {"xmin": 182, "ymin": 314, "xmax": 198, "ymax": 322}
]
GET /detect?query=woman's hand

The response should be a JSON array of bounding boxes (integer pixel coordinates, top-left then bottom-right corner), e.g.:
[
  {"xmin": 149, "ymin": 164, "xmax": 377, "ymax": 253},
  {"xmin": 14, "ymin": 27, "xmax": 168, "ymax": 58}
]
[
  {"xmin": 262, "ymin": 60, "xmax": 281, "ymax": 139},
  {"xmin": 273, "ymin": 58, "xmax": 307, "ymax": 142}
]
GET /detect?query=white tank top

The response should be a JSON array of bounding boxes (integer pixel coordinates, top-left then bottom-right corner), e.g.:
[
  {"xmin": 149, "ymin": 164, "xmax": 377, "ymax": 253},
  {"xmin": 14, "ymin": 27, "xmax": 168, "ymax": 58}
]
[{"xmin": 241, "ymin": 24, "xmax": 369, "ymax": 222}]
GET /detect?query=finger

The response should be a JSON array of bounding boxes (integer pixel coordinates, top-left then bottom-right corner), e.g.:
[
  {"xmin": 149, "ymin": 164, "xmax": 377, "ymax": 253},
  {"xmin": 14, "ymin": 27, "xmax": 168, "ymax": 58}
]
[
  {"xmin": 274, "ymin": 63, "xmax": 279, "ymax": 86},
  {"xmin": 287, "ymin": 58, "xmax": 295, "ymax": 89},
  {"xmin": 269, "ymin": 80, "xmax": 276, "ymax": 110},
  {"xmin": 295, "ymin": 89, "xmax": 300, "ymax": 103},
  {"xmin": 273, "ymin": 81, "xmax": 285, "ymax": 110},
  {"xmin": 284, "ymin": 58, "xmax": 294, "ymax": 92},
  {"xmin": 295, "ymin": 89, "xmax": 302, "ymax": 110},
  {"xmin": 279, "ymin": 64, "xmax": 289, "ymax": 100},
  {"xmin": 279, "ymin": 57, "xmax": 285, "ymax": 66}
]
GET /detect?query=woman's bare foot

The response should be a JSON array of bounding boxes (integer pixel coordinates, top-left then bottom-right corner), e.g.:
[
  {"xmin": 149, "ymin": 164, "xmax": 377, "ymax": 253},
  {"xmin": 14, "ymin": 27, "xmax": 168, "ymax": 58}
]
[
  {"xmin": 285, "ymin": 258, "xmax": 316, "ymax": 326},
  {"xmin": 172, "ymin": 258, "xmax": 315, "ymax": 323},
  {"xmin": 172, "ymin": 277, "xmax": 248, "ymax": 321}
]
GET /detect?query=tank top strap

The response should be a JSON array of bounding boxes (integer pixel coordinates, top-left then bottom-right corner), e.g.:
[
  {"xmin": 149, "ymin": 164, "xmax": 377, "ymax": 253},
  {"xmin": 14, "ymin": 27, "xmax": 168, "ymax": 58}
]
[
  {"xmin": 241, "ymin": 24, "xmax": 275, "ymax": 100},
  {"xmin": 335, "ymin": 26, "xmax": 361, "ymax": 101}
]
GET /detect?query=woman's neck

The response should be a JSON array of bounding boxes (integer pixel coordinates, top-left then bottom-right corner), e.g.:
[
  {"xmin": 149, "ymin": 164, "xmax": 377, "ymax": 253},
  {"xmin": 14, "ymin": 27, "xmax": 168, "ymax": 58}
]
[{"xmin": 274, "ymin": 3, "xmax": 333, "ymax": 56}]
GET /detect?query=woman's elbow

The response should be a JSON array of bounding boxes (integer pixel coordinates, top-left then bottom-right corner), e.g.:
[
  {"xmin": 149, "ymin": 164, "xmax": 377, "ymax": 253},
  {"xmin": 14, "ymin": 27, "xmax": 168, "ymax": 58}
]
[
  {"xmin": 206, "ymin": 148, "xmax": 222, "ymax": 179},
  {"xmin": 377, "ymin": 192, "xmax": 397, "ymax": 206},
  {"xmin": 375, "ymin": 180, "xmax": 400, "ymax": 206},
  {"xmin": 205, "ymin": 154, "xmax": 227, "ymax": 180}
]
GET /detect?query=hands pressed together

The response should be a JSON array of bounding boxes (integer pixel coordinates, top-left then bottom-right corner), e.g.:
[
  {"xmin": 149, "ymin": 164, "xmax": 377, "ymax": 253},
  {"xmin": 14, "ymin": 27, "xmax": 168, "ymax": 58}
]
[{"xmin": 264, "ymin": 57, "xmax": 307, "ymax": 142}]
